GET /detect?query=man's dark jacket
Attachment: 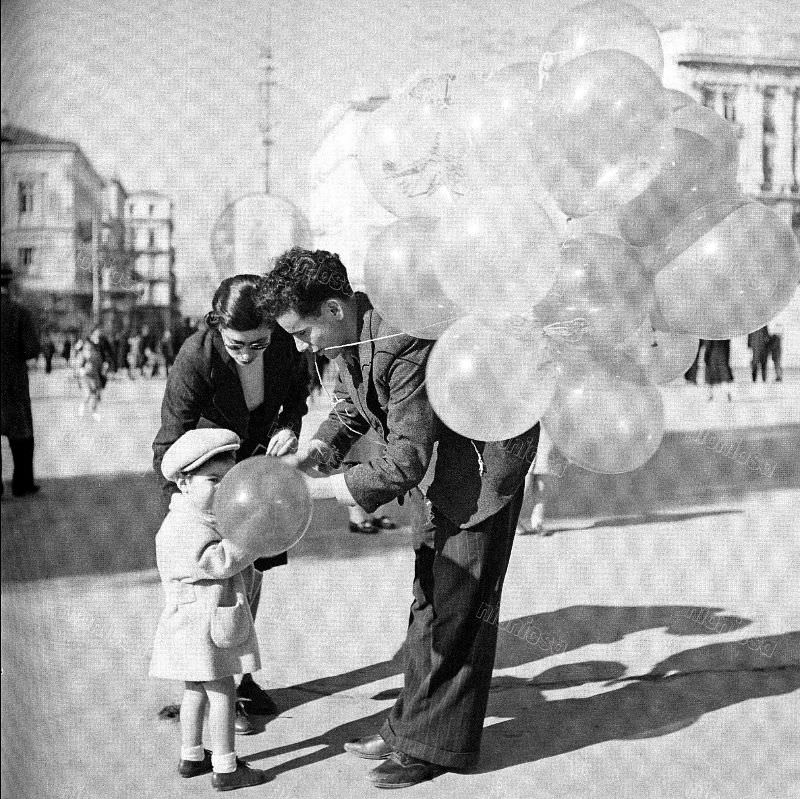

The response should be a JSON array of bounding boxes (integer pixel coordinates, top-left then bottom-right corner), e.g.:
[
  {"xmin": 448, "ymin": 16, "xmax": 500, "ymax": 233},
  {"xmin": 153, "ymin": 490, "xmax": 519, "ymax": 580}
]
[
  {"xmin": 1, "ymin": 292, "xmax": 40, "ymax": 439},
  {"xmin": 315, "ymin": 293, "xmax": 539, "ymax": 527}
]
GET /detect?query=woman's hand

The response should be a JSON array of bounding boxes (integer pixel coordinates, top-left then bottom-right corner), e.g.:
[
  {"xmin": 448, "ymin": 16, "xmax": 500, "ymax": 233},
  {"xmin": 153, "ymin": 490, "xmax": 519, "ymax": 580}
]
[{"xmin": 266, "ymin": 428, "xmax": 299, "ymax": 456}]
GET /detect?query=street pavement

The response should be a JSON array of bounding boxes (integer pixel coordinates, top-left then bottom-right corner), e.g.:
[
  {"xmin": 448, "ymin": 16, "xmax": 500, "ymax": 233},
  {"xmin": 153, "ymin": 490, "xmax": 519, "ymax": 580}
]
[{"xmin": 1, "ymin": 367, "xmax": 798, "ymax": 798}]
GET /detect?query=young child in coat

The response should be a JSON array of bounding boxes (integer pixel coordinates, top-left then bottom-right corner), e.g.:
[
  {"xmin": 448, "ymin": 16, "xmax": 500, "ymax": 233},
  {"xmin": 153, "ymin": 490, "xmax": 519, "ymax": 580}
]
[{"xmin": 150, "ymin": 428, "xmax": 268, "ymax": 791}]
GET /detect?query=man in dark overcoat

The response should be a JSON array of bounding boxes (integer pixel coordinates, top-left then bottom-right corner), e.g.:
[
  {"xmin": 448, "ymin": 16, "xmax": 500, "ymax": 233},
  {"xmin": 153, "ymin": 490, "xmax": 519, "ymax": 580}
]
[
  {"xmin": 258, "ymin": 248, "xmax": 539, "ymax": 789},
  {"xmin": 1, "ymin": 263, "xmax": 41, "ymax": 497}
]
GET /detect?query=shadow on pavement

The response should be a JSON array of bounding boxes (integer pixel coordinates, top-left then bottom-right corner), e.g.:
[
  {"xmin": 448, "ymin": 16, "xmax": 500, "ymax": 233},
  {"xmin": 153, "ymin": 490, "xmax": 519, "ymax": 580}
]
[
  {"xmin": 0, "ymin": 474, "xmax": 412, "ymax": 582},
  {"xmin": 546, "ymin": 508, "xmax": 743, "ymax": 534},
  {"xmin": 244, "ymin": 610, "xmax": 800, "ymax": 781}
]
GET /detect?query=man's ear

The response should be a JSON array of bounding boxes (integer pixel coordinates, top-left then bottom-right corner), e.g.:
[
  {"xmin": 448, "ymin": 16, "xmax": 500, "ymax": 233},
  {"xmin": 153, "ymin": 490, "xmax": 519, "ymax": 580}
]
[
  {"xmin": 323, "ymin": 298, "xmax": 345, "ymax": 319},
  {"xmin": 175, "ymin": 475, "xmax": 190, "ymax": 491}
]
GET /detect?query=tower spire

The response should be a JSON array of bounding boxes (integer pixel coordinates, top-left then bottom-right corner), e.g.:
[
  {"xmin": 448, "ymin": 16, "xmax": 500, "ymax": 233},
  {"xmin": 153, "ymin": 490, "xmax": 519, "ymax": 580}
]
[{"xmin": 258, "ymin": 46, "xmax": 275, "ymax": 195}]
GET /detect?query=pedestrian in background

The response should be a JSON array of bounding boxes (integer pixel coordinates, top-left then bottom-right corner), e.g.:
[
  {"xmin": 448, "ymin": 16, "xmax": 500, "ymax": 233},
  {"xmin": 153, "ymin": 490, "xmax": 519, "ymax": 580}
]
[
  {"xmin": 76, "ymin": 339, "xmax": 107, "ymax": 420},
  {"xmin": 704, "ymin": 338, "xmax": 734, "ymax": 402},
  {"xmin": 747, "ymin": 326, "xmax": 770, "ymax": 383},
  {"xmin": 767, "ymin": 324, "xmax": 784, "ymax": 382},
  {"xmin": 1, "ymin": 263, "xmax": 41, "ymax": 498}
]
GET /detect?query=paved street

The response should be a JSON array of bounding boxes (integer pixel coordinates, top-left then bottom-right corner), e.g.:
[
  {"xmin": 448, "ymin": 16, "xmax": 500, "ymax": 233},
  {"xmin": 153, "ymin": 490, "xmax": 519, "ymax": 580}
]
[{"xmin": 1, "ymin": 368, "xmax": 799, "ymax": 798}]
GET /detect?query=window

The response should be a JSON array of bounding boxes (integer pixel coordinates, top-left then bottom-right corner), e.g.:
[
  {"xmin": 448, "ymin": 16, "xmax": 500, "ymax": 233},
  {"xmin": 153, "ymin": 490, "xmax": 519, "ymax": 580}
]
[
  {"xmin": 148, "ymin": 204, "xmax": 154, "ymax": 216},
  {"xmin": 722, "ymin": 92, "xmax": 736, "ymax": 122},
  {"xmin": 18, "ymin": 247, "xmax": 34, "ymax": 272},
  {"xmin": 129, "ymin": 203, "xmax": 135, "ymax": 216},
  {"xmin": 148, "ymin": 229, "xmax": 156, "ymax": 248},
  {"xmin": 18, "ymin": 182, "xmax": 34, "ymax": 215}
]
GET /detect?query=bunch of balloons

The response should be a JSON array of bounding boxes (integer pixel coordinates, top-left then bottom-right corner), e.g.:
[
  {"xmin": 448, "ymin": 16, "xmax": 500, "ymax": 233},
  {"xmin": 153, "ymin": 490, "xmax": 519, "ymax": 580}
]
[{"xmin": 356, "ymin": 0, "xmax": 800, "ymax": 473}]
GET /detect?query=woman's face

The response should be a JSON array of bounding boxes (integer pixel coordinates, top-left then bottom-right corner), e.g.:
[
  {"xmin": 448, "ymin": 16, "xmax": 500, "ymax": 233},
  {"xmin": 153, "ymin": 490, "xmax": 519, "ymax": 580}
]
[{"xmin": 218, "ymin": 323, "xmax": 273, "ymax": 366}]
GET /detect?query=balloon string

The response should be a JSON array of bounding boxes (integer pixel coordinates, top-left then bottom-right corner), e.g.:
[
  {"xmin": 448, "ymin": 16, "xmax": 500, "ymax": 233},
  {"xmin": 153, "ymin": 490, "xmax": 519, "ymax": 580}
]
[
  {"xmin": 322, "ymin": 316, "xmax": 461, "ymax": 351},
  {"xmin": 315, "ymin": 356, "xmax": 366, "ymax": 438},
  {"xmin": 321, "ymin": 315, "xmax": 589, "ymax": 353}
]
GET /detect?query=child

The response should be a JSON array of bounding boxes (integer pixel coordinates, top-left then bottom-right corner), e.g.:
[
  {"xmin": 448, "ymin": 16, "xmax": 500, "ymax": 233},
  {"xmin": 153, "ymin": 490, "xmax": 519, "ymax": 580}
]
[
  {"xmin": 76, "ymin": 339, "xmax": 106, "ymax": 419},
  {"xmin": 150, "ymin": 428, "xmax": 269, "ymax": 791}
]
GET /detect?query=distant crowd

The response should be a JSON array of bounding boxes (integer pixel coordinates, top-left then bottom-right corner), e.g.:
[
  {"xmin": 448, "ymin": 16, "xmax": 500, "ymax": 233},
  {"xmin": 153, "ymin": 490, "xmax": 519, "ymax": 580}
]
[{"xmin": 37, "ymin": 318, "xmax": 200, "ymax": 380}]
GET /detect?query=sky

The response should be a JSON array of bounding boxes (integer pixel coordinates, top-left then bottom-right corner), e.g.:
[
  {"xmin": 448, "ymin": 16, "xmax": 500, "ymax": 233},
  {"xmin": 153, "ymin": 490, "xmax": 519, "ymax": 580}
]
[{"xmin": 2, "ymin": 0, "xmax": 799, "ymax": 314}]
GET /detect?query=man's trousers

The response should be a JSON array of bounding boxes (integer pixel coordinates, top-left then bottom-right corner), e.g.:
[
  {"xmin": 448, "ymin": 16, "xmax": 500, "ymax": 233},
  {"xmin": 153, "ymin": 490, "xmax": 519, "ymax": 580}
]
[{"xmin": 380, "ymin": 487, "xmax": 524, "ymax": 769}]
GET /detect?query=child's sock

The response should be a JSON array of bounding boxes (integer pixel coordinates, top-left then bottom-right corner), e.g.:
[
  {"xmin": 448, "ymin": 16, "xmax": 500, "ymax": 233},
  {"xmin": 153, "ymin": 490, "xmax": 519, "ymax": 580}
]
[
  {"xmin": 181, "ymin": 745, "xmax": 205, "ymax": 762},
  {"xmin": 212, "ymin": 752, "xmax": 237, "ymax": 774}
]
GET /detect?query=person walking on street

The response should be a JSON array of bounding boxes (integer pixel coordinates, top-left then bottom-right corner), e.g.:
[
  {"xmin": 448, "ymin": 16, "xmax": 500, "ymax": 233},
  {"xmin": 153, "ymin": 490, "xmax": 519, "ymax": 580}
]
[
  {"xmin": 747, "ymin": 326, "xmax": 770, "ymax": 383},
  {"xmin": 704, "ymin": 338, "xmax": 733, "ymax": 402},
  {"xmin": 258, "ymin": 249, "xmax": 540, "ymax": 789},
  {"xmin": 767, "ymin": 324, "xmax": 784, "ymax": 382},
  {"xmin": 1, "ymin": 263, "xmax": 41, "ymax": 498}
]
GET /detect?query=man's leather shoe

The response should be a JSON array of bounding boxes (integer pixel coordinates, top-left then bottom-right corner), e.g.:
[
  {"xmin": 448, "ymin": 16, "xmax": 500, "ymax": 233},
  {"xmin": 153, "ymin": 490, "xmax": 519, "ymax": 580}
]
[
  {"xmin": 178, "ymin": 749, "xmax": 212, "ymax": 778},
  {"xmin": 236, "ymin": 678, "xmax": 277, "ymax": 716},
  {"xmin": 368, "ymin": 751, "xmax": 446, "ymax": 788},
  {"xmin": 234, "ymin": 701, "xmax": 256, "ymax": 735},
  {"xmin": 343, "ymin": 733, "xmax": 393, "ymax": 759},
  {"xmin": 211, "ymin": 759, "xmax": 269, "ymax": 791}
]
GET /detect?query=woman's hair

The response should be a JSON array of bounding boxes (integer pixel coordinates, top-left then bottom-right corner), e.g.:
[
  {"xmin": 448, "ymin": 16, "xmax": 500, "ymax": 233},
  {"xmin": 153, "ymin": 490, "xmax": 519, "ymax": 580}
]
[{"xmin": 204, "ymin": 275, "xmax": 270, "ymax": 331}]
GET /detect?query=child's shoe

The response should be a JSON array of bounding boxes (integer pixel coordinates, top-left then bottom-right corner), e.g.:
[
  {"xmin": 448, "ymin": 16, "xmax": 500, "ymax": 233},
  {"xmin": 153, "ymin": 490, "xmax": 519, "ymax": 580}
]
[
  {"xmin": 178, "ymin": 749, "xmax": 213, "ymax": 778},
  {"xmin": 211, "ymin": 760, "xmax": 268, "ymax": 791}
]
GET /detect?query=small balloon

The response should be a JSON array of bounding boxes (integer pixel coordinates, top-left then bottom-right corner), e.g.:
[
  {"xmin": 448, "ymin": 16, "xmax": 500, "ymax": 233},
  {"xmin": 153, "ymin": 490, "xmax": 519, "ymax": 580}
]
[
  {"xmin": 529, "ymin": 50, "xmax": 672, "ymax": 217},
  {"xmin": 543, "ymin": 1, "xmax": 664, "ymax": 79},
  {"xmin": 426, "ymin": 315, "xmax": 556, "ymax": 441},
  {"xmin": 214, "ymin": 458, "xmax": 312, "ymax": 558},
  {"xmin": 363, "ymin": 217, "xmax": 462, "ymax": 339},
  {"xmin": 434, "ymin": 187, "xmax": 560, "ymax": 316},
  {"xmin": 542, "ymin": 349, "xmax": 664, "ymax": 473},
  {"xmin": 653, "ymin": 201, "xmax": 800, "ymax": 338},
  {"xmin": 357, "ymin": 74, "xmax": 469, "ymax": 218},
  {"xmin": 534, "ymin": 233, "xmax": 653, "ymax": 349}
]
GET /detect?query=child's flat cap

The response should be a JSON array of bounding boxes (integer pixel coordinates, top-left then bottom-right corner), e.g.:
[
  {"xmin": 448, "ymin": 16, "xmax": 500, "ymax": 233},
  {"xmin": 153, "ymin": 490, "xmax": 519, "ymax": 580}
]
[{"xmin": 161, "ymin": 428, "xmax": 240, "ymax": 481}]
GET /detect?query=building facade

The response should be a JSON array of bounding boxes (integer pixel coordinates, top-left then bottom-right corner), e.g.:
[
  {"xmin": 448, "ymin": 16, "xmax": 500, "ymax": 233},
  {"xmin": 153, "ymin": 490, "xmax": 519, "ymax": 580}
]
[
  {"xmin": 1, "ymin": 126, "xmax": 176, "ymax": 336},
  {"xmin": 1, "ymin": 125, "xmax": 105, "ymax": 332},
  {"xmin": 124, "ymin": 191, "xmax": 178, "ymax": 335},
  {"xmin": 661, "ymin": 24, "xmax": 799, "ymax": 232}
]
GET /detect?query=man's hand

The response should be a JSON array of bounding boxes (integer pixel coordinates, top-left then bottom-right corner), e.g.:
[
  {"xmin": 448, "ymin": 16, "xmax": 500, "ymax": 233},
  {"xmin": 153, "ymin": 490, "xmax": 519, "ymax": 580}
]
[
  {"xmin": 301, "ymin": 473, "xmax": 357, "ymax": 506},
  {"xmin": 267, "ymin": 428, "xmax": 299, "ymax": 457},
  {"xmin": 296, "ymin": 439, "xmax": 339, "ymax": 474}
]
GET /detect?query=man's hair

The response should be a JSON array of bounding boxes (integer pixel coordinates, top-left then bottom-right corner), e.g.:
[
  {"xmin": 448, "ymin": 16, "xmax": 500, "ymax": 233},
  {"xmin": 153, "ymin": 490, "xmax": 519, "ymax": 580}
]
[{"xmin": 258, "ymin": 248, "xmax": 353, "ymax": 318}]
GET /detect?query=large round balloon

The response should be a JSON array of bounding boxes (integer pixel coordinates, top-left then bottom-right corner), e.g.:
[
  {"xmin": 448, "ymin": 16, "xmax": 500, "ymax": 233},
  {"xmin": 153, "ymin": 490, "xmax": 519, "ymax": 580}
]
[
  {"xmin": 426, "ymin": 315, "xmax": 556, "ymax": 441},
  {"xmin": 363, "ymin": 217, "xmax": 462, "ymax": 339},
  {"xmin": 542, "ymin": 350, "xmax": 664, "ymax": 473},
  {"xmin": 653, "ymin": 201, "xmax": 800, "ymax": 338},
  {"xmin": 214, "ymin": 457, "xmax": 312, "ymax": 558},
  {"xmin": 543, "ymin": 1, "xmax": 664, "ymax": 79},
  {"xmin": 533, "ymin": 233, "xmax": 653, "ymax": 349},
  {"xmin": 357, "ymin": 74, "xmax": 469, "ymax": 218},
  {"xmin": 529, "ymin": 49, "xmax": 672, "ymax": 217},
  {"xmin": 434, "ymin": 187, "xmax": 560, "ymax": 316},
  {"xmin": 617, "ymin": 126, "xmax": 738, "ymax": 248}
]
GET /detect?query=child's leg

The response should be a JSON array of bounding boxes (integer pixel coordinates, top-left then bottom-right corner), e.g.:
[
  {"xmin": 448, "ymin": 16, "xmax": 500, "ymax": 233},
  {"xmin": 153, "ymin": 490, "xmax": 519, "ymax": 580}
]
[
  {"xmin": 180, "ymin": 681, "xmax": 208, "ymax": 757},
  {"xmin": 205, "ymin": 676, "xmax": 237, "ymax": 772}
]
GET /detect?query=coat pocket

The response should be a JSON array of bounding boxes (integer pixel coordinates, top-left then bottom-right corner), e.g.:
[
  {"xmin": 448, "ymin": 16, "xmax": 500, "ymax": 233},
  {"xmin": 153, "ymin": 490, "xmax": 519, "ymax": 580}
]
[{"xmin": 209, "ymin": 591, "xmax": 251, "ymax": 649}]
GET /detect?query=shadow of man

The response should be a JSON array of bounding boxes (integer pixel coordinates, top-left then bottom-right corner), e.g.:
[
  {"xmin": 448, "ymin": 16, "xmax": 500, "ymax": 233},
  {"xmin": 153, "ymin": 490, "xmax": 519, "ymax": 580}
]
[{"xmin": 477, "ymin": 631, "xmax": 800, "ymax": 773}]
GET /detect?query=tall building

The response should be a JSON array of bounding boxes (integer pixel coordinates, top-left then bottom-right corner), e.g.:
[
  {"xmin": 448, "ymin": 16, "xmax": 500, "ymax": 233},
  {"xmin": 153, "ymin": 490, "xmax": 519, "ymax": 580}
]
[
  {"xmin": 1, "ymin": 125, "xmax": 105, "ymax": 332},
  {"xmin": 661, "ymin": 24, "xmax": 799, "ymax": 232},
  {"xmin": 124, "ymin": 191, "xmax": 178, "ymax": 334}
]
